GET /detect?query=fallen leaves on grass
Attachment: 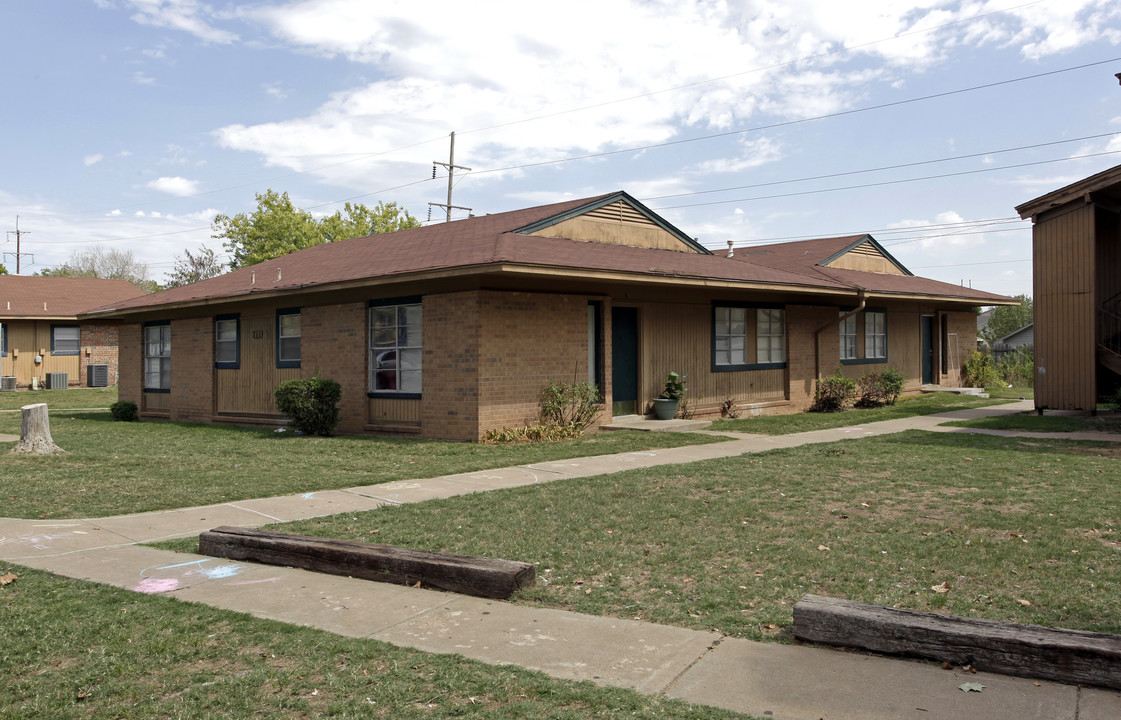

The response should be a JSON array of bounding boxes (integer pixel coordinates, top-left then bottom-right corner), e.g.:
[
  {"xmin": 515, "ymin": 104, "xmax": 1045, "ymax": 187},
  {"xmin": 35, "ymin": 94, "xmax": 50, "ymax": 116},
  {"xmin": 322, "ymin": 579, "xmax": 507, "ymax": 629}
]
[
  {"xmin": 932, "ymin": 581, "xmax": 951, "ymax": 594},
  {"xmin": 0, "ymin": 571, "xmax": 16, "ymax": 586}
]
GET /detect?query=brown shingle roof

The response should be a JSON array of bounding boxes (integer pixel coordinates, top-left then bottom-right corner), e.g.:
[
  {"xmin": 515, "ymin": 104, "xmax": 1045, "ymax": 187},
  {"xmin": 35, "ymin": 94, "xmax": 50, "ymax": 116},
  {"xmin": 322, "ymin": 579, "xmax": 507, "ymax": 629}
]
[
  {"xmin": 723, "ymin": 235, "xmax": 1012, "ymax": 303},
  {"xmin": 86, "ymin": 194, "xmax": 1013, "ymax": 317},
  {"xmin": 1, "ymin": 276, "xmax": 147, "ymax": 319}
]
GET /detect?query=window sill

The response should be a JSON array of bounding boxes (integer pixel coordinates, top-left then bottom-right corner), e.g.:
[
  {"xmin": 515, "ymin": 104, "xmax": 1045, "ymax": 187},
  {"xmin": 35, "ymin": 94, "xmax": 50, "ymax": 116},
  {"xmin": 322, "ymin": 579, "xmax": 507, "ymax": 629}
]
[{"xmin": 840, "ymin": 358, "xmax": 888, "ymax": 366}]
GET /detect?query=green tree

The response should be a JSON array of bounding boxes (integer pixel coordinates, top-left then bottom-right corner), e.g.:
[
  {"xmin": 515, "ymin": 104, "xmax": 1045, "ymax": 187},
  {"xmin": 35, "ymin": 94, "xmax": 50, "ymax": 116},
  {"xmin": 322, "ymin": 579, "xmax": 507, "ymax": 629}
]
[
  {"xmin": 214, "ymin": 190, "xmax": 420, "ymax": 269},
  {"xmin": 38, "ymin": 247, "xmax": 159, "ymax": 292},
  {"xmin": 166, "ymin": 245, "xmax": 224, "ymax": 288},
  {"xmin": 981, "ymin": 294, "xmax": 1033, "ymax": 344},
  {"xmin": 0, "ymin": 263, "xmax": 8, "ymax": 275}
]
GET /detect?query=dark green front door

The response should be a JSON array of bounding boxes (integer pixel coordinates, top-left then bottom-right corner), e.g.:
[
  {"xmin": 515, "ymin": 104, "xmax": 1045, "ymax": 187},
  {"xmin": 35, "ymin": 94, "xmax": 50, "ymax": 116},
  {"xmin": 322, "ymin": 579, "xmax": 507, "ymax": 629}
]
[
  {"xmin": 611, "ymin": 307, "xmax": 638, "ymax": 415},
  {"xmin": 921, "ymin": 315, "xmax": 934, "ymax": 385}
]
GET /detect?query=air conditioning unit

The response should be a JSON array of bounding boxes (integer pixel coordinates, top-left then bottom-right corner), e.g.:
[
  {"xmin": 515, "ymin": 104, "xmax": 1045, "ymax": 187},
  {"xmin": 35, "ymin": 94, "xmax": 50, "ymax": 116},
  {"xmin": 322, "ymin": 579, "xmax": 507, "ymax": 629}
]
[
  {"xmin": 46, "ymin": 372, "xmax": 68, "ymax": 390},
  {"xmin": 87, "ymin": 364, "xmax": 109, "ymax": 388},
  {"xmin": 0, "ymin": 376, "xmax": 16, "ymax": 392}
]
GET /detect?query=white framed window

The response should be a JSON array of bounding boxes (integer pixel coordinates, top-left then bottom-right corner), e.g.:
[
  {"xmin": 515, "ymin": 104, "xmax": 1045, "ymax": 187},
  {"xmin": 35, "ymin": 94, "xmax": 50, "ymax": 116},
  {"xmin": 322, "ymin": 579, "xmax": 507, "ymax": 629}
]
[
  {"xmin": 369, "ymin": 300, "xmax": 422, "ymax": 394},
  {"xmin": 215, "ymin": 315, "xmax": 239, "ymax": 368},
  {"xmin": 277, "ymin": 309, "xmax": 301, "ymax": 368},
  {"xmin": 756, "ymin": 308, "xmax": 785, "ymax": 364},
  {"xmin": 839, "ymin": 313, "xmax": 857, "ymax": 360},
  {"xmin": 144, "ymin": 323, "xmax": 171, "ymax": 390},
  {"xmin": 51, "ymin": 325, "xmax": 80, "ymax": 356},
  {"xmin": 714, "ymin": 306, "xmax": 747, "ymax": 366},
  {"xmin": 865, "ymin": 311, "xmax": 887, "ymax": 359}
]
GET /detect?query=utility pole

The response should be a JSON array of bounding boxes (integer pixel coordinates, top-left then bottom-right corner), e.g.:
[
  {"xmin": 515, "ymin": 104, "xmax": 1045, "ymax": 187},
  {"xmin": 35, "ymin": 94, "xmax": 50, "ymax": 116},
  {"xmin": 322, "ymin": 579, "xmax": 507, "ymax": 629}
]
[
  {"xmin": 4, "ymin": 216, "xmax": 33, "ymax": 274},
  {"xmin": 428, "ymin": 131, "xmax": 472, "ymax": 222}
]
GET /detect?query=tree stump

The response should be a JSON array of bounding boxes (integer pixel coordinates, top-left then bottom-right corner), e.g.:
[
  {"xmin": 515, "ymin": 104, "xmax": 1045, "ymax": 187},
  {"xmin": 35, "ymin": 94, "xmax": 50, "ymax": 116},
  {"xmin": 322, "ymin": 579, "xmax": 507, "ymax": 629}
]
[{"xmin": 10, "ymin": 403, "xmax": 67, "ymax": 455}]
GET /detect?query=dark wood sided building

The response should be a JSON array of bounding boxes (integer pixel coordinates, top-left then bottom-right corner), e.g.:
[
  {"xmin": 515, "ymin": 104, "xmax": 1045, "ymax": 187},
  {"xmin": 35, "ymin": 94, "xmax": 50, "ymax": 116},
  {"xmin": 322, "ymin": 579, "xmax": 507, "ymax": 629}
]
[{"xmin": 1016, "ymin": 163, "xmax": 1121, "ymax": 411}]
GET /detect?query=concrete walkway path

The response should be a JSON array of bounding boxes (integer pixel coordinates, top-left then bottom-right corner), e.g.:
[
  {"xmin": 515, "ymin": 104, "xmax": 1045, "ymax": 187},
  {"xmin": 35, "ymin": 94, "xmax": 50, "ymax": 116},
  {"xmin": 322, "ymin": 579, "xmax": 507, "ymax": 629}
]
[{"xmin": 3, "ymin": 399, "xmax": 1120, "ymax": 720}]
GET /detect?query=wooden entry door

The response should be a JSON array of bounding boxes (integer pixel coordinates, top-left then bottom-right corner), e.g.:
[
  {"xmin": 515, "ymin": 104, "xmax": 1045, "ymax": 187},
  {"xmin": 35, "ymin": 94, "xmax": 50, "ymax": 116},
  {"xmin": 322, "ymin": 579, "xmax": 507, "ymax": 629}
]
[
  {"xmin": 921, "ymin": 315, "xmax": 934, "ymax": 385},
  {"xmin": 611, "ymin": 307, "xmax": 638, "ymax": 415}
]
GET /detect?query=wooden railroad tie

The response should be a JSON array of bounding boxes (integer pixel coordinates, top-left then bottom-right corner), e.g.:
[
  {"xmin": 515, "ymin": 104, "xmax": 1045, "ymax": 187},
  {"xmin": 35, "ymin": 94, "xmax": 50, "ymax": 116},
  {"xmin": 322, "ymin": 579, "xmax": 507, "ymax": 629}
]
[
  {"xmin": 792, "ymin": 593, "xmax": 1121, "ymax": 690},
  {"xmin": 199, "ymin": 526, "xmax": 535, "ymax": 600}
]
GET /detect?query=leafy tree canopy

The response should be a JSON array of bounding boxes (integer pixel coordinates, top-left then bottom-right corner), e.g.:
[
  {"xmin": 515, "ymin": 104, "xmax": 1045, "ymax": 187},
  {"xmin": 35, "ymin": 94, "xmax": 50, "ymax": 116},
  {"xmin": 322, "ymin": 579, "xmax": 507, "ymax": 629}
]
[
  {"xmin": 0, "ymin": 263, "xmax": 8, "ymax": 275},
  {"xmin": 981, "ymin": 294, "xmax": 1033, "ymax": 344},
  {"xmin": 38, "ymin": 247, "xmax": 159, "ymax": 293},
  {"xmin": 213, "ymin": 190, "xmax": 420, "ymax": 269},
  {"xmin": 166, "ymin": 245, "xmax": 225, "ymax": 288}
]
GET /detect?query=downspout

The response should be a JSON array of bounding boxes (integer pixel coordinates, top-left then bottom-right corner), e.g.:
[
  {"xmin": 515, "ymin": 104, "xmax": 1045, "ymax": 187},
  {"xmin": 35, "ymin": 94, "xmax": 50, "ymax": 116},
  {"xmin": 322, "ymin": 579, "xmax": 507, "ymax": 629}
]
[{"xmin": 814, "ymin": 288, "xmax": 866, "ymax": 381}]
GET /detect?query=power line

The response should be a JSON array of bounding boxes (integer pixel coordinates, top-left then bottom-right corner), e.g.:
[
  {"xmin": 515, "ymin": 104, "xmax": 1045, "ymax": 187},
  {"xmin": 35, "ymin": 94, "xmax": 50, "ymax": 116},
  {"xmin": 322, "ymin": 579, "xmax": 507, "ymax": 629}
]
[
  {"xmin": 651, "ymin": 148, "xmax": 1121, "ymax": 210},
  {"xmin": 642, "ymin": 132, "xmax": 1121, "ymax": 202},
  {"xmin": 467, "ymin": 57, "xmax": 1121, "ymax": 179},
  {"xmin": 457, "ymin": 0, "xmax": 1047, "ymax": 137}
]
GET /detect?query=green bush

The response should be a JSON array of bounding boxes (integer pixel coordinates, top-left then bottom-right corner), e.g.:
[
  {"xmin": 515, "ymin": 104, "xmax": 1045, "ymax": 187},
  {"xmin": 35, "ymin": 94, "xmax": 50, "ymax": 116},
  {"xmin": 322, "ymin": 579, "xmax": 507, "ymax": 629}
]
[
  {"xmin": 809, "ymin": 372, "xmax": 857, "ymax": 413},
  {"xmin": 540, "ymin": 379, "xmax": 602, "ymax": 434},
  {"xmin": 962, "ymin": 350, "xmax": 1000, "ymax": 389},
  {"xmin": 109, "ymin": 400, "xmax": 139, "ymax": 422},
  {"xmin": 274, "ymin": 375, "xmax": 342, "ymax": 437},
  {"xmin": 854, "ymin": 367, "xmax": 904, "ymax": 408},
  {"xmin": 996, "ymin": 347, "xmax": 1034, "ymax": 387}
]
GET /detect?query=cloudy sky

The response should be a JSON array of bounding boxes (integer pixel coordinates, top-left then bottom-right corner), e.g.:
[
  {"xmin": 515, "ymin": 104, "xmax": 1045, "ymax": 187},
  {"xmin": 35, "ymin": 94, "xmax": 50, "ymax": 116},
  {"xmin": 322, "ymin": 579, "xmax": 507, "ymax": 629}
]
[{"xmin": 2, "ymin": 0, "xmax": 1120, "ymax": 296}]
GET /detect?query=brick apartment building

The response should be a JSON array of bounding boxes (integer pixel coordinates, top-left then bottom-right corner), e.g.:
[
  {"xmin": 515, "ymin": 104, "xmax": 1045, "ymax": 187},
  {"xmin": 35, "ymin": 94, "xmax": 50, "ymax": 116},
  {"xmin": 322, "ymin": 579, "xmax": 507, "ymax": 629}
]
[
  {"xmin": 1, "ymin": 276, "xmax": 146, "ymax": 390},
  {"xmin": 82, "ymin": 192, "xmax": 1013, "ymax": 441}
]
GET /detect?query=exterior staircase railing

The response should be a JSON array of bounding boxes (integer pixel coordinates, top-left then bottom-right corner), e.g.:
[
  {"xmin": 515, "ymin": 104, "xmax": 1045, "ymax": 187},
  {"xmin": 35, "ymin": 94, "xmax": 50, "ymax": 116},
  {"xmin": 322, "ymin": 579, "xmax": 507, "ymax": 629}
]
[{"xmin": 1097, "ymin": 304, "xmax": 1121, "ymax": 376}]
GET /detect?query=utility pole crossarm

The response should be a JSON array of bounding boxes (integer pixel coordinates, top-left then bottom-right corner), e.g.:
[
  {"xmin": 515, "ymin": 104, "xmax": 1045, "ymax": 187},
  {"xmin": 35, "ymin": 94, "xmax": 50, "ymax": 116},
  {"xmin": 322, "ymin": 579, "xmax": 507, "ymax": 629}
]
[
  {"xmin": 430, "ymin": 131, "xmax": 472, "ymax": 222},
  {"xmin": 5, "ymin": 216, "xmax": 33, "ymax": 274}
]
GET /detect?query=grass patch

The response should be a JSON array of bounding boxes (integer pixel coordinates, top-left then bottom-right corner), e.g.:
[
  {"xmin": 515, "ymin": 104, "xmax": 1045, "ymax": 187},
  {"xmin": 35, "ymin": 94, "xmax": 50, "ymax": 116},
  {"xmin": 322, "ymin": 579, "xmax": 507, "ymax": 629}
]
[
  {"xmin": 0, "ymin": 566, "xmax": 747, "ymax": 720},
  {"xmin": 984, "ymin": 385, "xmax": 1034, "ymax": 400},
  {"xmin": 0, "ymin": 414, "xmax": 724, "ymax": 519},
  {"xmin": 0, "ymin": 387, "xmax": 117, "ymax": 412},
  {"xmin": 249, "ymin": 431, "xmax": 1121, "ymax": 643},
  {"xmin": 943, "ymin": 412, "xmax": 1121, "ymax": 434},
  {"xmin": 709, "ymin": 392, "xmax": 1012, "ymax": 434}
]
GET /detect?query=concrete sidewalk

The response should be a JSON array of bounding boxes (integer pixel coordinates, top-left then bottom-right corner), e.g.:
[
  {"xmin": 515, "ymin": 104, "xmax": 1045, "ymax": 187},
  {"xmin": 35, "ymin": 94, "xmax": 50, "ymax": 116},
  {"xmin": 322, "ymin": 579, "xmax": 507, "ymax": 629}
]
[{"xmin": 3, "ymin": 399, "xmax": 1120, "ymax": 719}]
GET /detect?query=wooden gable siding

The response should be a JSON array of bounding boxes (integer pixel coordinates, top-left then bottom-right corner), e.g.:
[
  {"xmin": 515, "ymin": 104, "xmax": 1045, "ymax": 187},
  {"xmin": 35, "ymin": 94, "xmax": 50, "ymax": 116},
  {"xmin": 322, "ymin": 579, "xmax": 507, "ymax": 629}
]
[
  {"xmin": 825, "ymin": 241, "xmax": 906, "ymax": 274},
  {"xmin": 1033, "ymin": 203, "xmax": 1097, "ymax": 410},
  {"xmin": 0, "ymin": 320, "xmax": 80, "ymax": 388},
  {"xmin": 530, "ymin": 200, "xmax": 699, "ymax": 253},
  {"xmin": 216, "ymin": 314, "xmax": 301, "ymax": 416}
]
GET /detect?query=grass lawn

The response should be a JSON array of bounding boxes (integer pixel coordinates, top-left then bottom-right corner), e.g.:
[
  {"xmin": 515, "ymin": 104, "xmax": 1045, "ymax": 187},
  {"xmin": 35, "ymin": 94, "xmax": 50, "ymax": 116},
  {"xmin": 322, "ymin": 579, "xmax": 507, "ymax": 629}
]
[
  {"xmin": 0, "ymin": 567, "xmax": 747, "ymax": 720},
  {"xmin": 942, "ymin": 411, "xmax": 1121, "ymax": 433},
  {"xmin": 0, "ymin": 386, "xmax": 118, "ymax": 412},
  {"xmin": 709, "ymin": 391, "xmax": 1013, "ymax": 434},
  {"xmin": 228, "ymin": 431, "xmax": 1121, "ymax": 644},
  {"xmin": 984, "ymin": 385, "xmax": 1034, "ymax": 400},
  {"xmin": 0, "ymin": 413, "xmax": 724, "ymax": 519}
]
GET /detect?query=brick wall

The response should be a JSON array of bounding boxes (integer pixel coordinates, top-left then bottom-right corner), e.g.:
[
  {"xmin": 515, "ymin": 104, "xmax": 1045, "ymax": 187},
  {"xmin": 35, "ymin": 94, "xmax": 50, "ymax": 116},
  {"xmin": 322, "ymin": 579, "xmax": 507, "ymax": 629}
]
[
  {"xmin": 942, "ymin": 311, "xmax": 978, "ymax": 385},
  {"xmin": 170, "ymin": 317, "xmax": 214, "ymax": 422},
  {"xmin": 303, "ymin": 302, "xmax": 368, "ymax": 434},
  {"xmin": 476, "ymin": 290, "xmax": 590, "ymax": 438},
  {"xmin": 78, "ymin": 324, "xmax": 121, "ymax": 387},
  {"xmin": 787, "ymin": 305, "xmax": 836, "ymax": 407},
  {"xmin": 422, "ymin": 291, "xmax": 481, "ymax": 441},
  {"xmin": 117, "ymin": 323, "xmax": 142, "ymax": 405}
]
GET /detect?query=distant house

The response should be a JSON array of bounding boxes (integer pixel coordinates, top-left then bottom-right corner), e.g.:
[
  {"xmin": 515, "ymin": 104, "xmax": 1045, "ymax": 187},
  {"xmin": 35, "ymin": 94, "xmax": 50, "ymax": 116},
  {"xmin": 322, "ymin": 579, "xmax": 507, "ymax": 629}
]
[
  {"xmin": 83, "ymin": 192, "xmax": 1013, "ymax": 441},
  {"xmin": 1016, "ymin": 163, "xmax": 1121, "ymax": 411},
  {"xmin": 1, "ymin": 276, "xmax": 147, "ymax": 389}
]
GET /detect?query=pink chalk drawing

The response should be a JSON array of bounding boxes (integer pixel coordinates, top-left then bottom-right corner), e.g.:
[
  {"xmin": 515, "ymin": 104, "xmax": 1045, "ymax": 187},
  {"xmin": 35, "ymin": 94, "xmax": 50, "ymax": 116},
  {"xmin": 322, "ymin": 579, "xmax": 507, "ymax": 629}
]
[{"xmin": 135, "ymin": 577, "xmax": 180, "ymax": 594}]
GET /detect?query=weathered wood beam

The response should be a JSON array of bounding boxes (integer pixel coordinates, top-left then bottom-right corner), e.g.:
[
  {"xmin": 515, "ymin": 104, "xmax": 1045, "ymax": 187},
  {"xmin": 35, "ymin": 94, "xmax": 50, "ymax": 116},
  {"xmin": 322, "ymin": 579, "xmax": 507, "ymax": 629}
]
[
  {"xmin": 792, "ymin": 594, "xmax": 1121, "ymax": 690},
  {"xmin": 199, "ymin": 526, "xmax": 535, "ymax": 600}
]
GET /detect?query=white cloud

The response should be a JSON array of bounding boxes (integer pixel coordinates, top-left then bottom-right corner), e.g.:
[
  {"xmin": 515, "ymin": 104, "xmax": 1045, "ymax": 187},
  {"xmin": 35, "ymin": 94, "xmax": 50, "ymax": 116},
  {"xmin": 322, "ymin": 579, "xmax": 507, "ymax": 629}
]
[
  {"xmin": 148, "ymin": 176, "xmax": 201, "ymax": 196},
  {"xmin": 127, "ymin": 0, "xmax": 238, "ymax": 44},
  {"xmin": 107, "ymin": 209, "xmax": 122, "ymax": 216},
  {"xmin": 84, "ymin": 154, "xmax": 105, "ymax": 166},
  {"xmin": 133, "ymin": 71, "xmax": 156, "ymax": 85}
]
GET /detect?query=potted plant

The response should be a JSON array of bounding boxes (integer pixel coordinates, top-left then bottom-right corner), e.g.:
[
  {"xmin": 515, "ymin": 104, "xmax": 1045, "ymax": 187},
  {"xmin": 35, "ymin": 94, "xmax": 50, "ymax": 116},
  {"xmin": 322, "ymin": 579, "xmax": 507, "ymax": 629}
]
[{"xmin": 652, "ymin": 372, "xmax": 686, "ymax": 420}]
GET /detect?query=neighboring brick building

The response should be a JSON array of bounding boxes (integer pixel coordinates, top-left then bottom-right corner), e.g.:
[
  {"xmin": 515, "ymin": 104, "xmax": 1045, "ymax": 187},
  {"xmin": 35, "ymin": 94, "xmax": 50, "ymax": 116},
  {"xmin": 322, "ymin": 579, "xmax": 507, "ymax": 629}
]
[
  {"xmin": 1, "ymin": 276, "xmax": 146, "ymax": 390},
  {"xmin": 83, "ymin": 192, "xmax": 1014, "ymax": 441}
]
